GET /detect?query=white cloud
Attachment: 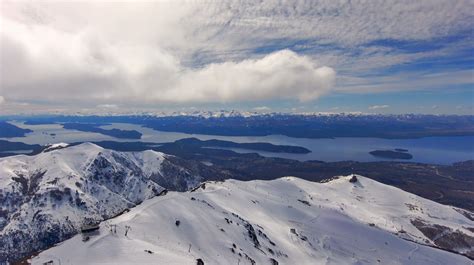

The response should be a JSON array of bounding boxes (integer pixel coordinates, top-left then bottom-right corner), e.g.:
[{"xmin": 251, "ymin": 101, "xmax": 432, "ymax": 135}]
[
  {"xmin": 182, "ymin": 0, "xmax": 473, "ymax": 50},
  {"xmin": 97, "ymin": 104, "xmax": 118, "ymax": 109},
  {"xmin": 253, "ymin": 106, "xmax": 271, "ymax": 111},
  {"xmin": 369, "ymin": 105, "xmax": 390, "ymax": 110},
  {"xmin": 0, "ymin": 1, "xmax": 472, "ymax": 112},
  {"xmin": 0, "ymin": 4, "xmax": 335, "ymax": 107},
  {"xmin": 0, "ymin": 96, "xmax": 4, "ymax": 105},
  {"xmin": 169, "ymin": 50, "xmax": 335, "ymax": 103},
  {"xmin": 0, "ymin": 21, "xmax": 335, "ymax": 103},
  {"xmin": 336, "ymin": 70, "xmax": 474, "ymax": 93}
]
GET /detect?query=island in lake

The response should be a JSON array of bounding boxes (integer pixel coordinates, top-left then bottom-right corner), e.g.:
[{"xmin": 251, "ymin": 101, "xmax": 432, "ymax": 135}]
[
  {"xmin": 165, "ymin": 138, "xmax": 312, "ymax": 154},
  {"xmin": 62, "ymin": 123, "xmax": 142, "ymax": 139},
  {"xmin": 0, "ymin": 140, "xmax": 42, "ymax": 157},
  {"xmin": 66, "ymin": 138, "xmax": 311, "ymax": 154},
  {"xmin": 0, "ymin": 122, "xmax": 32, "ymax": 138},
  {"xmin": 369, "ymin": 149, "xmax": 413, "ymax": 160}
]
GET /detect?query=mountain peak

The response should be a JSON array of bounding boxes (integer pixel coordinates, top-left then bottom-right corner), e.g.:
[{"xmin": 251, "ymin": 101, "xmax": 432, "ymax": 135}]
[
  {"xmin": 0, "ymin": 146, "xmax": 205, "ymax": 262},
  {"xmin": 31, "ymin": 175, "xmax": 473, "ymax": 264},
  {"xmin": 69, "ymin": 142, "xmax": 104, "ymax": 151}
]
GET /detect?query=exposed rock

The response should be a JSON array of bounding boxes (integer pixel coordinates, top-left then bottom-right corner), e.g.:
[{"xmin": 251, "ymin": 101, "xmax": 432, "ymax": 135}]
[
  {"xmin": 411, "ymin": 218, "xmax": 474, "ymax": 259},
  {"xmin": 0, "ymin": 144, "xmax": 208, "ymax": 263},
  {"xmin": 349, "ymin": 175, "xmax": 358, "ymax": 183},
  {"xmin": 297, "ymin": 199, "xmax": 311, "ymax": 206},
  {"xmin": 244, "ymin": 223, "xmax": 260, "ymax": 248}
]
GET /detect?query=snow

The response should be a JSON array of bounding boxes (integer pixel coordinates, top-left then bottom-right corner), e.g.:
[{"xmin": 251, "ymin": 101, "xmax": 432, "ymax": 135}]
[
  {"xmin": 32, "ymin": 176, "xmax": 473, "ymax": 265},
  {"xmin": 0, "ymin": 143, "xmax": 181, "ymax": 262},
  {"xmin": 1, "ymin": 143, "xmax": 471, "ymax": 263},
  {"xmin": 42, "ymin": 142, "xmax": 70, "ymax": 152}
]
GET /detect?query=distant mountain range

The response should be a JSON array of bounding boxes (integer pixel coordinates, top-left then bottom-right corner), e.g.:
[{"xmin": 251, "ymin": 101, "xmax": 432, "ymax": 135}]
[
  {"xmin": 4, "ymin": 110, "xmax": 473, "ymax": 118},
  {"xmin": 1, "ymin": 113, "xmax": 472, "ymax": 139}
]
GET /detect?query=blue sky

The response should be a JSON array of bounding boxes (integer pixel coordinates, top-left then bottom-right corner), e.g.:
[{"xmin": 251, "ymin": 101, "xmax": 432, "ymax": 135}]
[{"xmin": 0, "ymin": 1, "xmax": 473, "ymax": 115}]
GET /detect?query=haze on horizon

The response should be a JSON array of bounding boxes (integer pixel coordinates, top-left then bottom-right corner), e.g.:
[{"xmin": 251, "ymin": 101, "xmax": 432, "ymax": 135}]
[{"xmin": 0, "ymin": 0, "xmax": 473, "ymax": 115}]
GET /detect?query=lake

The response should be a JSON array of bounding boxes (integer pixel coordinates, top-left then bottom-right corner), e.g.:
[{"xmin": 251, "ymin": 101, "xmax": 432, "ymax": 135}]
[{"xmin": 2, "ymin": 121, "xmax": 473, "ymax": 165}]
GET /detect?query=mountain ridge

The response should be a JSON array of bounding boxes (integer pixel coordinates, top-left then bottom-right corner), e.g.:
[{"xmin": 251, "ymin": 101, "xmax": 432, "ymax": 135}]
[
  {"xmin": 0, "ymin": 143, "xmax": 207, "ymax": 262},
  {"xmin": 1, "ymin": 144, "xmax": 472, "ymax": 263},
  {"xmin": 32, "ymin": 175, "xmax": 473, "ymax": 264}
]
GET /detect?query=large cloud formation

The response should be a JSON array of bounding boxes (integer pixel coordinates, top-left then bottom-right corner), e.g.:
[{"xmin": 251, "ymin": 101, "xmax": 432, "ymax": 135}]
[
  {"xmin": 0, "ymin": 1, "xmax": 472, "ymax": 113},
  {"xmin": 0, "ymin": 2, "xmax": 335, "ymax": 108},
  {"xmin": 172, "ymin": 51, "xmax": 334, "ymax": 103}
]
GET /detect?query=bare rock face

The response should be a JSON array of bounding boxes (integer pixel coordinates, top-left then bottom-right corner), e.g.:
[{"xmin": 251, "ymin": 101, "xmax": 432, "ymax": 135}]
[
  {"xmin": 349, "ymin": 175, "xmax": 358, "ymax": 183},
  {"xmin": 411, "ymin": 218, "xmax": 474, "ymax": 259}
]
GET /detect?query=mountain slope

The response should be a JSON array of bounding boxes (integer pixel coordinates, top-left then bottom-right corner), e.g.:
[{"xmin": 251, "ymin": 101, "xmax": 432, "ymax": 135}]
[
  {"xmin": 33, "ymin": 175, "xmax": 473, "ymax": 265},
  {"xmin": 0, "ymin": 143, "xmax": 206, "ymax": 262}
]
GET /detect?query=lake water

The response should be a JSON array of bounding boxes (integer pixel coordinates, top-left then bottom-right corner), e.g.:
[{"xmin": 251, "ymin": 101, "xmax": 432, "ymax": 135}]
[{"xmin": 2, "ymin": 121, "xmax": 473, "ymax": 165}]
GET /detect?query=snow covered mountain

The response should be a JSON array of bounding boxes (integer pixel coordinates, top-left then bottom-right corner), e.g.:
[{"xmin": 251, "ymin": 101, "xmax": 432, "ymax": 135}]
[
  {"xmin": 32, "ymin": 175, "xmax": 473, "ymax": 265},
  {"xmin": 0, "ymin": 143, "xmax": 206, "ymax": 262}
]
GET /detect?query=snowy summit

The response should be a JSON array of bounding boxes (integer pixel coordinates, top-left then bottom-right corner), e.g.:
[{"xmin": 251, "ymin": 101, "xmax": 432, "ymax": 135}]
[{"xmin": 32, "ymin": 175, "xmax": 473, "ymax": 265}]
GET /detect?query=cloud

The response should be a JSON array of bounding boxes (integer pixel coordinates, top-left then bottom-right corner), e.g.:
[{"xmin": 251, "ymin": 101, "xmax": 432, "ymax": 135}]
[
  {"xmin": 0, "ymin": 1, "xmax": 473, "ymax": 113},
  {"xmin": 170, "ymin": 51, "xmax": 335, "ymax": 103},
  {"xmin": 336, "ymin": 70, "xmax": 474, "ymax": 93},
  {"xmin": 253, "ymin": 106, "xmax": 271, "ymax": 111},
  {"xmin": 369, "ymin": 105, "xmax": 390, "ymax": 110},
  {"xmin": 0, "ymin": 96, "xmax": 4, "ymax": 105},
  {"xmin": 97, "ymin": 104, "xmax": 118, "ymax": 109},
  {"xmin": 0, "ymin": 5, "xmax": 335, "ymax": 107},
  {"xmin": 0, "ymin": 22, "xmax": 335, "ymax": 103}
]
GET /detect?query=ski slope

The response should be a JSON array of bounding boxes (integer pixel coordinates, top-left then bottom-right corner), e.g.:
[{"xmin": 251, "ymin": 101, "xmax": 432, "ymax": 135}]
[{"xmin": 33, "ymin": 175, "xmax": 473, "ymax": 265}]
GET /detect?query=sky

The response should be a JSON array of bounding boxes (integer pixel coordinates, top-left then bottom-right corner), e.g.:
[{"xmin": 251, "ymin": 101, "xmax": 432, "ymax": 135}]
[{"xmin": 0, "ymin": 0, "xmax": 473, "ymax": 115}]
